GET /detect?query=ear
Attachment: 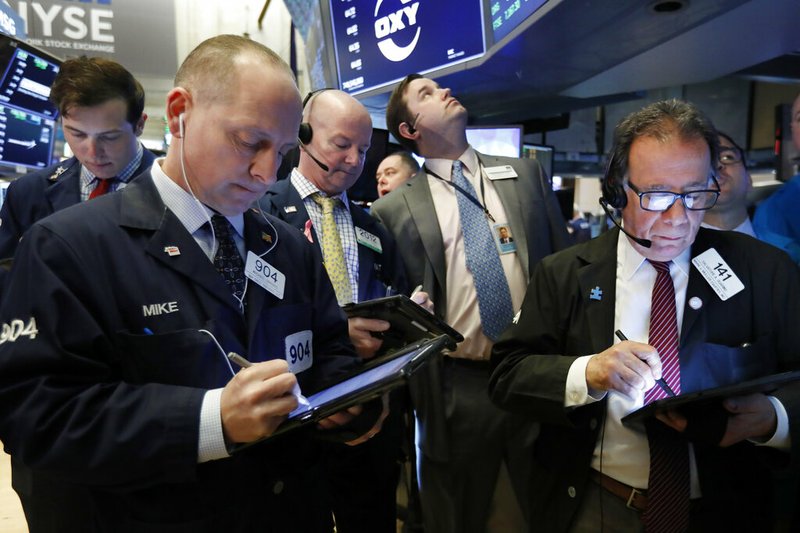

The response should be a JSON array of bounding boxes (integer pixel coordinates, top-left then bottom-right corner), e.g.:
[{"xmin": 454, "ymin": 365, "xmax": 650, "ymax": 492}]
[
  {"xmin": 134, "ymin": 113, "xmax": 147, "ymax": 137},
  {"xmin": 398, "ymin": 121, "xmax": 419, "ymax": 141},
  {"xmin": 166, "ymin": 87, "xmax": 191, "ymax": 138}
]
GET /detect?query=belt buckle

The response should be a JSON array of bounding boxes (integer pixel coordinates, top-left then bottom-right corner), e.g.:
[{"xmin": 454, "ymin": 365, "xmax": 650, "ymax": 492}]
[{"xmin": 626, "ymin": 488, "xmax": 643, "ymax": 510}]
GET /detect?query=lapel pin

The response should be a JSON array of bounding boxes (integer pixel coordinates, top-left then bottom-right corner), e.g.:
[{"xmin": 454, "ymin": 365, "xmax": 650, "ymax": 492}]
[
  {"xmin": 284, "ymin": 206, "xmax": 297, "ymax": 214},
  {"xmin": 261, "ymin": 232, "xmax": 272, "ymax": 243},
  {"xmin": 164, "ymin": 245, "xmax": 180, "ymax": 257},
  {"xmin": 689, "ymin": 296, "xmax": 703, "ymax": 310},
  {"xmin": 48, "ymin": 166, "xmax": 66, "ymax": 181},
  {"xmin": 589, "ymin": 286, "xmax": 603, "ymax": 301}
]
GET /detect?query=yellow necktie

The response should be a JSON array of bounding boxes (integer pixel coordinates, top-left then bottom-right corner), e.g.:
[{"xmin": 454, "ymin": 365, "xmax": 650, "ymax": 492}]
[{"xmin": 312, "ymin": 193, "xmax": 353, "ymax": 304}]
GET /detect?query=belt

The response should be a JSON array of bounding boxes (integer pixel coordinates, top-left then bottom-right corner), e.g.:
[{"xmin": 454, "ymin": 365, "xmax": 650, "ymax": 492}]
[{"xmin": 590, "ymin": 470, "xmax": 648, "ymax": 512}]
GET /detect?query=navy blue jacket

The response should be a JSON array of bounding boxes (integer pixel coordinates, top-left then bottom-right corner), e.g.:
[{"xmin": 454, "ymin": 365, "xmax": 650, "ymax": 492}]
[{"xmin": 0, "ymin": 171, "xmax": 358, "ymax": 532}]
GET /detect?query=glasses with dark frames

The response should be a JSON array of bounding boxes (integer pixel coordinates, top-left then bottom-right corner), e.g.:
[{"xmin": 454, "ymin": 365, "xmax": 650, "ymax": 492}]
[{"xmin": 626, "ymin": 179, "xmax": 720, "ymax": 212}]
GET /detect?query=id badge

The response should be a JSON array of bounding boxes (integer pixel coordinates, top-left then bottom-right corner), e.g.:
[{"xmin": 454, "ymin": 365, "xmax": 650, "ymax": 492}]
[{"xmin": 493, "ymin": 222, "xmax": 517, "ymax": 254}]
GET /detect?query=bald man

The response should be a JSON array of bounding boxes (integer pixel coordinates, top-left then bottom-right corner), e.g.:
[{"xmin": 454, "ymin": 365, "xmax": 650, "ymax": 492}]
[{"xmin": 260, "ymin": 89, "xmax": 412, "ymax": 532}]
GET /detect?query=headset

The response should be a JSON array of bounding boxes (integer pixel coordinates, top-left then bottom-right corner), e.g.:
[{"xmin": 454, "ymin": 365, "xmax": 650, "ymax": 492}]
[
  {"xmin": 600, "ymin": 149, "xmax": 626, "ymax": 209},
  {"xmin": 298, "ymin": 88, "xmax": 333, "ymax": 145}
]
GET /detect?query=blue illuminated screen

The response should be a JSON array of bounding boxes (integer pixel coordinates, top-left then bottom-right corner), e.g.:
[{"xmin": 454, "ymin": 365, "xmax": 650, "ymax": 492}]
[
  {"xmin": 329, "ymin": 0, "xmax": 486, "ymax": 96},
  {"xmin": 490, "ymin": 0, "xmax": 548, "ymax": 42},
  {"xmin": 0, "ymin": 36, "xmax": 60, "ymax": 169}
]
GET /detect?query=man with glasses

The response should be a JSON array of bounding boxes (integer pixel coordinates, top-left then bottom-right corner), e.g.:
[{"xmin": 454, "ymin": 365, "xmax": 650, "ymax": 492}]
[
  {"xmin": 489, "ymin": 99, "xmax": 800, "ymax": 532},
  {"xmin": 702, "ymin": 132, "xmax": 757, "ymax": 236}
]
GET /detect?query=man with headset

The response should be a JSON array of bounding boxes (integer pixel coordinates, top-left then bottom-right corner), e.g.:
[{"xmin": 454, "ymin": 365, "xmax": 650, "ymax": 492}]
[
  {"xmin": 490, "ymin": 99, "xmax": 800, "ymax": 531},
  {"xmin": 260, "ymin": 88, "xmax": 413, "ymax": 531},
  {"xmin": 371, "ymin": 73, "xmax": 571, "ymax": 532},
  {"xmin": 0, "ymin": 35, "xmax": 383, "ymax": 531}
]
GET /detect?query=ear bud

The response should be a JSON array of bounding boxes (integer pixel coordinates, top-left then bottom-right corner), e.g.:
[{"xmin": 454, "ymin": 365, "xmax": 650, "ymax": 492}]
[{"xmin": 179, "ymin": 112, "xmax": 185, "ymax": 138}]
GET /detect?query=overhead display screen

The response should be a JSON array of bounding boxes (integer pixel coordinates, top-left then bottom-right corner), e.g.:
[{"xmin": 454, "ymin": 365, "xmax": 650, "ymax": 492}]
[
  {"xmin": 329, "ymin": 0, "xmax": 486, "ymax": 96},
  {"xmin": 491, "ymin": 0, "xmax": 548, "ymax": 43}
]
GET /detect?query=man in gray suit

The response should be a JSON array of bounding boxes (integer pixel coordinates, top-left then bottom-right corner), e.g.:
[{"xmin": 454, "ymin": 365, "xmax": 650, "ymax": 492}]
[{"xmin": 371, "ymin": 73, "xmax": 571, "ymax": 532}]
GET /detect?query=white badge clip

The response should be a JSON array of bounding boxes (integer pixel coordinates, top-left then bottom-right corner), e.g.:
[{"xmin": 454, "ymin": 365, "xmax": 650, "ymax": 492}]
[
  {"xmin": 245, "ymin": 251, "xmax": 286, "ymax": 299},
  {"xmin": 484, "ymin": 165, "xmax": 518, "ymax": 180},
  {"xmin": 691, "ymin": 248, "xmax": 744, "ymax": 301},
  {"xmin": 355, "ymin": 227, "xmax": 382, "ymax": 253}
]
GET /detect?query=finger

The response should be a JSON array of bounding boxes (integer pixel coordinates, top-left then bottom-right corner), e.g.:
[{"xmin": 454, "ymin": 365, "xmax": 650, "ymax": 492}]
[{"xmin": 631, "ymin": 346, "xmax": 662, "ymax": 380}]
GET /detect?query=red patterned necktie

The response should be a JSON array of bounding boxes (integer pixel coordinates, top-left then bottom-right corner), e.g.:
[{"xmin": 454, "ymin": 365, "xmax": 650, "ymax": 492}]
[
  {"xmin": 643, "ymin": 260, "xmax": 689, "ymax": 532},
  {"xmin": 89, "ymin": 178, "xmax": 112, "ymax": 199}
]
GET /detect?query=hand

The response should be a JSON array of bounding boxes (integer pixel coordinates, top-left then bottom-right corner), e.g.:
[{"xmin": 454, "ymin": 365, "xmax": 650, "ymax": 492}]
[
  {"xmin": 316, "ymin": 393, "xmax": 390, "ymax": 446},
  {"xmin": 348, "ymin": 317, "xmax": 390, "ymax": 359},
  {"xmin": 585, "ymin": 340, "xmax": 662, "ymax": 400},
  {"xmin": 219, "ymin": 360, "xmax": 298, "ymax": 443},
  {"xmin": 718, "ymin": 393, "xmax": 778, "ymax": 447},
  {"xmin": 410, "ymin": 290, "xmax": 434, "ymax": 314}
]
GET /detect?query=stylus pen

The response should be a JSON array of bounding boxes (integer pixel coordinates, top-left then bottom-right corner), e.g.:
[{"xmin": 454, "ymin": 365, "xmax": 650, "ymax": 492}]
[
  {"xmin": 228, "ymin": 352, "xmax": 311, "ymax": 407},
  {"xmin": 614, "ymin": 330, "xmax": 676, "ymax": 397}
]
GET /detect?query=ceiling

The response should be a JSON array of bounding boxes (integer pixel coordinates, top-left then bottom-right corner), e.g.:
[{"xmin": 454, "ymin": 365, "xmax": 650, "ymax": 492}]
[{"xmin": 359, "ymin": 0, "xmax": 800, "ymax": 128}]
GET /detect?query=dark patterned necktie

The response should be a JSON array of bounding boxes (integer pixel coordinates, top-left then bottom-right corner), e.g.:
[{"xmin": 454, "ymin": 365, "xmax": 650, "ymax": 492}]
[
  {"xmin": 452, "ymin": 160, "xmax": 513, "ymax": 340},
  {"xmin": 643, "ymin": 260, "xmax": 689, "ymax": 532},
  {"xmin": 210, "ymin": 215, "xmax": 246, "ymax": 307}
]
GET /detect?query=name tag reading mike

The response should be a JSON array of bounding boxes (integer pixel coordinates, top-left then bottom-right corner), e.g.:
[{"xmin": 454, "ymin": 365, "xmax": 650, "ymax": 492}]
[{"xmin": 245, "ymin": 252, "xmax": 286, "ymax": 299}]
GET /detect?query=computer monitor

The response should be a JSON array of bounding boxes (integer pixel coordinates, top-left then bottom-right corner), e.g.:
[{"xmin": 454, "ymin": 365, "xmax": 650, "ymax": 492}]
[
  {"xmin": 523, "ymin": 143, "xmax": 554, "ymax": 178},
  {"xmin": 490, "ymin": 0, "xmax": 549, "ymax": 43},
  {"xmin": 0, "ymin": 34, "xmax": 61, "ymax": 170},
  {"xmin": 323, "ymin": 0, "xmax": 486, "ymax": 96},
  {"xmin": 466, "ymin": 125, "xmax": 522, "ymax": 158}
]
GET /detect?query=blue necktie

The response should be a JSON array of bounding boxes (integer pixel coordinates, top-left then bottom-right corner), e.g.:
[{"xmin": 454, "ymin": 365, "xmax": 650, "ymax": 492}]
[
  {"xmin": 452, "ymin": 160, "xmax": 514, "ymax": 340},
  {"xmin": 210, "ymin": 215, "xmax": 246, "ymax": 308}
]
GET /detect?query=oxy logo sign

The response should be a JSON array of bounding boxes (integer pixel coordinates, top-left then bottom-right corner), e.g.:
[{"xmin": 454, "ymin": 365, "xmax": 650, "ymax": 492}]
[{"xmin": 373, "ymin": 0, "xmax": 420, "ymax": 63}]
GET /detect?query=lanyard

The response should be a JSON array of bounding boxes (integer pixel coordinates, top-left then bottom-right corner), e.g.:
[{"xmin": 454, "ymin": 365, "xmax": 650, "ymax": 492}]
[{"xmin": 423, "ymin": 163, "xmax": 496, "ymax": 222}]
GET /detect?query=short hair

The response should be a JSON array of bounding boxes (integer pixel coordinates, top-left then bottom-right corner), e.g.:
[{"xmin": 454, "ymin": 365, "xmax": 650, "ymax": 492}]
[
  {"xmin": 386, "ymin": 73, "xmax": 423, "ymax": 153},
  {"xmin": 717, "ymin": 130, "xmax": 748, "ymax": 167},
  {"xmin": 608, "ymin": 99, "xmax": 720, "ymax": 188},
  {"xmin": 50, "ymin": 56, "xmax": 145, "ymax": 126},
  {"xmin": 175, "ymin": 34, "xmax": 294, "ymax": 104},
  {"xmin": 390, "ymin": 150, "xmax": 420, "ymax": 174}
]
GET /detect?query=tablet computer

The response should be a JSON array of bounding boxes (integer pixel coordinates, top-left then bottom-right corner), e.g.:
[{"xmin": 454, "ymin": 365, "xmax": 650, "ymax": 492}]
[
  {"xmin": 266, "ymin": 334, "xmax": 448, "ymax": 440},
  {"xmin": 343, "ymin": 294, "xmax": 464, "ymax": 350},
  {"xmin": 621, "ymin": 369, "xmax": 800, "ymax": 426}
]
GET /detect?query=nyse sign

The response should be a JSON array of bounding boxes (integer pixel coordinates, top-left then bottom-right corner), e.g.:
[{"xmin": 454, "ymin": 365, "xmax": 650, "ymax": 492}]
[
  {"xmin": 17, "ymin": 1, "xmax": 115, "ymax": 53},
  {"xmin": 10, "ymin": 0, "xmax": 177, "ymax": 78}
]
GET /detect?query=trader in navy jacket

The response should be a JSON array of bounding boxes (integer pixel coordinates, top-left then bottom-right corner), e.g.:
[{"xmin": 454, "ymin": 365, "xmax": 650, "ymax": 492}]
[
  {"xmin": 260, "ymin": 89, "xmax": 410, "ymax": 532},
  {"xmin": 0, "ymin": 56, "xmax": 155, "ymax": 269},
  {"xmin": 0, "ymin": 35, "xmax": 379, "ymax": 532},
  {"xmin": 0, "ymin": 55, "xmax": 155, "ymax": 533}
]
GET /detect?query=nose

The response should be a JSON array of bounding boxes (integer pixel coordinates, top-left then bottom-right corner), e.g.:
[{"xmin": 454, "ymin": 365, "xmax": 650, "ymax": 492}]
[
  {"xmin": 662, "ymin": 196, "xmax": 689, "ymax": 224},
  {"xmin": 85, "ymin": 137, "xmax": 101, "ymax": 159},
  {"xmin": 440, "ymin": 87, "xmax": 451, "ymax": 99},
  {"xmin": 250, "ymin": 149, "xmax": 279, "ymax": 186}
]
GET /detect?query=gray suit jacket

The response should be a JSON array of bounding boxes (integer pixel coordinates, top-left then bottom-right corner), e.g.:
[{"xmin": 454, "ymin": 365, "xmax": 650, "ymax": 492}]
[{"xmin": 371, "ymin": 152, "xmax": 571, "ymax": 459}]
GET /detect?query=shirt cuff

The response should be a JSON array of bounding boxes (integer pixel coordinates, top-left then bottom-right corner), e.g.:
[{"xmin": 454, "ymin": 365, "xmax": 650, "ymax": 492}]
[
  {"xmin": 752, "ymin": 395, "xmax": 791, "ymax": 451},
  {"xmin": 565, "ymin": 355, "xmax": 606, "ymax": 407},
  {"xmin": 198, "ymin": 388, "xmax": 230, "ymax": 463}
]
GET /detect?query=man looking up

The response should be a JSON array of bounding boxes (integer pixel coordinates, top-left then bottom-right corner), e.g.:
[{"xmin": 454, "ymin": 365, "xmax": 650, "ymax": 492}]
[
  {"xmin": 376, "ymin": 150, "xmax": 419, "ymax": 198},
  {"xmin": 371, "ymin": 73, "xmax": 571, "ymax": 533},
  {"xmin": 490, "ymin": 99, "xmax": 800, "ymax": 532},
  {"xmin": 260, "ymin": 89, "xmax": 412, "ymax": 531},
  {"xmin": 0, "ymin": 35, "xmax": 380, "ymax": 532},
  {"xmin": 0, "ymin": 56, "xmax": 155, "ymax": 265}
]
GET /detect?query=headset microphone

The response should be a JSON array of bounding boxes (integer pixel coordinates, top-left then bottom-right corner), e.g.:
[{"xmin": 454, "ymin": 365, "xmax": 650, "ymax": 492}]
[
  {"xmin": 299, "ymin": 143, "xmax": 330, "ymax": 172},
  {"xmin": 599, "ymin": 198, "xmax": 652, "ymax": 248}
]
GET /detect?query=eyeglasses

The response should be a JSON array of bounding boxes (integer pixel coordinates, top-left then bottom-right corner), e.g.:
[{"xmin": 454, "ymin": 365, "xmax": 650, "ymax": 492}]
[
  {"xmin": 718, "ymin": 148, "xmax": 743, "ymax": 166},
  {"xmin": 626, "ymin": 179, "xmax": 720, "ymax": 212}
]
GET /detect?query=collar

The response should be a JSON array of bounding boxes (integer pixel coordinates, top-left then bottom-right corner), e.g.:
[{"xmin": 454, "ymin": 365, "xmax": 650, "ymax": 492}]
[
  {"xmin": 80, "ymin": 142, "xmax": 144, "ymax": 187},
  {"xmin": 617, "ymin": 231, "xmax": 691, "ymax": 282},
  {"xmin": 424, "ymin": 145, "xmax": 479, "ymax": 180},
  {"xmin": 290, "ymin": 168, "xmax": 351, "ymax": 212},
  {"xmin": 150, "ymin": 158, "xmax": 244, "ymax": 238}
]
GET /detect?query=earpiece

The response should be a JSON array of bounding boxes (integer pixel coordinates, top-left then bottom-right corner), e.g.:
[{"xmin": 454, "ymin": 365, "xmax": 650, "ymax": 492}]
[
  {"xmin": 600, "ymin": 149, "xmax": 627, "ymax": 209},
  {"xmin": 178, "ymin": 112, "xmax": 185, "ymax": 139}
]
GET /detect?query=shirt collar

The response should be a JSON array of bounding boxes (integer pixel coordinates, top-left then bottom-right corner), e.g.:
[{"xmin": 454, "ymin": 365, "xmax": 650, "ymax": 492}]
[
  {"xmin": 290, "ymin": 168, "xmax": 351, "ymax": 211},
  {"xmin": 150, "ymin": 158, "xmax": 244, "ymax": 238},
  {"xmin": 617, "ymin": 230, "xmax": 691, "ymax": 282},
  {"xmin": 80, "ymin": 142, "xmax": 144, "ymax": 187},
  {"xmin": 424, "ymin": 145, "xmax": 479, "ymax": 180}
]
